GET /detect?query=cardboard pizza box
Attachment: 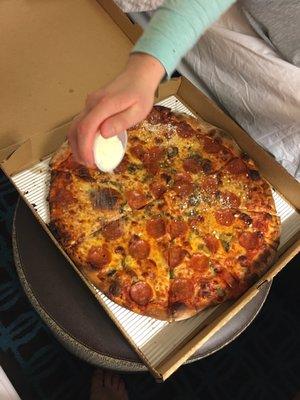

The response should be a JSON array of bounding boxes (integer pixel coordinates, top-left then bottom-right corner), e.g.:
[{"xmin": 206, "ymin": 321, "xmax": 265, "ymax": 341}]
[{"xmin": 0, "ymin": 0, "xmax": 299, "ymax": 381}]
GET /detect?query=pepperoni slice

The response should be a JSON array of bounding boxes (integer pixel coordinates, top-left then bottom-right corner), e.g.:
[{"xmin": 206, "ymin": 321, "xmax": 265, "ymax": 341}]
[
  {"xmin": 128, "ymin": 236, "xmax": 150, "ymax": 260},
  {"xmin": 168, "ymin": 220, "xmax": 188, "ymax": 239},
  {"xmin": 226, "ymin": 158, "xmax": 248, "ymax": 175},
  {"xmin": 143, "ymin": 259, "xmax": 157, "ymax": 269},
  {"xmin": 173, "ymin": 173, "xmax": 193, "ymax": 197},
  {"xmin": 149, "ymin": 180, "xmax": 167, "ymax": 199},
  {"xmin": 203, "ymin": 137, "xmax": 222, "ymax": 153},
  {"xmin": 220, "ymin": 191, "xmax": 241, "ymax": 208},
  {"xmin": 189, "ymin": 215, "xmax": 205, "ymax": 229},
  {"xmin": 144, "ymin": 147, "xmax": 164, "ymax": 175},
  {"xmin": 201, "ymin": 176, "xmax": 219, "ymax": 194},
  {"xmin": 174, "ymin": 172, "xmax": 192, "ymax": 183},
  {"xmin": 170, "ymin": 278, "xmax": 194, "ymax": 301},
  {"xmin": 143, "ymin": 146, "xmax": 164, "ymax": 164},
  {"xmin": 147, "ymin": 106, "xmax": 171, "ymax": 124},
  {"xmin": 102, "ymin": 220, "xmax": 123, "ymax": 241},
  {"xmin": 146, "ymin": 162, "xmax": 160, "ymax": 175},
  {"xmin": 87, "ymin": 245, "xmax": 111, "ymax": 269},
  {"xmin": 146, "ymin": 218, "xmax": 166, "ymax": 238},
  {"xmin": 167, "ymin": 245, "xmax": 187, "ymax": 269},
  {"xmin": 130, "ymin": 281, "xmax": 153, "ymax": 306},
  {"xmin": 252, "ymin": 215, "xmax": 268, "ymax": 232},
  {"xmin": 215, "ymin": 209, "xmax": 235, "ymax": 226},
  {"xmin": 183, "ymin": 157, "xmax": 202, "ymax": 173},
  {"xmin": 238, "ymin": 232, "xmax": 262, "ymax": 250},
  {"xmin": 130, "ymin": 144, "xmax": 145, "ymax": 161},
  {"xmin": 189, "ymin": 254, "xmax": 209, "ymax": 272},
  {"xmin": 126, "ymin": 190, "xmax": 148, "ymax": 209},
  {"xmin": 176, "ymin": 121, "xmax": 194, "ymax": 138},
  {"xmin": 114, "ymin": 155, "xmax": 129, "ymax": 173},
  {"xmin": 56, "ymin": 188, "xmax": 74, "ymax": 205},
  {"xmin": 204, "ymin": 234, "xmax": 219, "ymax": 254}
]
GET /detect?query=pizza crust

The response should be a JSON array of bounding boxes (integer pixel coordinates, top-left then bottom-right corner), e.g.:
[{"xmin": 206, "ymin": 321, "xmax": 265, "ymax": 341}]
[
  {"xmin": 169, "ymin": 302, "xmax": 198, "ymax": 321},
  {"xmin": 50, "ymin": 141, "xmax": 71, "ymax": 169}
]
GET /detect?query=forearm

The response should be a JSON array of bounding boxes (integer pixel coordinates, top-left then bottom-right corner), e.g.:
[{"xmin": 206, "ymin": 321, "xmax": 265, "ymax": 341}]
[
  {"xmin": 125, "ymin": 53, "xmax": 165, "ymax": 90},
  {"xmin": 132, "ymin": 0, "xmax": 236, "ymax": 77}
]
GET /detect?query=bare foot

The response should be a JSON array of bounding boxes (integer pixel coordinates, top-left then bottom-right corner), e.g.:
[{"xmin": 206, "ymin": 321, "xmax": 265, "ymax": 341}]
[{"xmin": 90, "ymin": 369, "xmax": 129, "ymax": 400}]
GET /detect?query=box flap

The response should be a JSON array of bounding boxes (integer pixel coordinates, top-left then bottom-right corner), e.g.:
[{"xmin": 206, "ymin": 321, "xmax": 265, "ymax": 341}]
[{"xmin": 0, "ymin": 0, "xmax": 135, "ymax": 154}]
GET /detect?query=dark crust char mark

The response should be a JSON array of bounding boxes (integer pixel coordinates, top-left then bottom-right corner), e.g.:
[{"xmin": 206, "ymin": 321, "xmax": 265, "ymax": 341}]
[{"xmin": 90, "ymin": 187, "xmax": 121, "ymax": 210}]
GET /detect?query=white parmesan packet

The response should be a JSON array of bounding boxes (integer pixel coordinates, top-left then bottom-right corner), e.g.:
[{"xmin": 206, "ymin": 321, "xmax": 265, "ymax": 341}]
[{"xmin": 93, "ymin": 131, "xmax": 127, "ymax": 173}]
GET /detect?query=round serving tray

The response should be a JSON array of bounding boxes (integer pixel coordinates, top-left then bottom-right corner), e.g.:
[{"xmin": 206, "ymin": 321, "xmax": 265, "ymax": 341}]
[{"xmin": 13, "ymin": 198, "xmax": 271, "ymax": 371}]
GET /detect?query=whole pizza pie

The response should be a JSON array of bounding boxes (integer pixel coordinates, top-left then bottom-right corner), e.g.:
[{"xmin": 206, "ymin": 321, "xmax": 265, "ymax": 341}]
[{"xmin": 48, "ymin": 106, "xmax": 280, "ymax": 321}]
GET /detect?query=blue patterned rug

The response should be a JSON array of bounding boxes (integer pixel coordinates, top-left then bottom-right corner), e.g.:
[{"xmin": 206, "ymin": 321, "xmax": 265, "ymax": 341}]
[{"xmin": 0, "ymin": 168, "xmax": 299, "ymax": 400}]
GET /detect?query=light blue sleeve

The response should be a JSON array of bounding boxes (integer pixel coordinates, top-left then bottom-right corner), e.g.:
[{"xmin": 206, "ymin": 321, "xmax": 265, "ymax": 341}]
[{"xmin": 132, "ymin": 0, "xmax": 235, "ymax": 77}]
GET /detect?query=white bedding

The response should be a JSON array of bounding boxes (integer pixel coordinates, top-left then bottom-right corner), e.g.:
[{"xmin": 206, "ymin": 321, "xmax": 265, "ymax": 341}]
[{"xmin": 116, "ymin": 2, "xmax": 300, "ymax": 180}]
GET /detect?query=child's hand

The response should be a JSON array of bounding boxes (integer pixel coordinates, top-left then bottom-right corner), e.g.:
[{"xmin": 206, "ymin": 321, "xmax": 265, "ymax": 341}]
[{"xmin": 68, "ymin": 53, "xmax": 165, "ymax": 167}]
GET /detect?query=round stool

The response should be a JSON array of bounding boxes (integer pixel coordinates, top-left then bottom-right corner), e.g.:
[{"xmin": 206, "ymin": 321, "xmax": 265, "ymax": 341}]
[{"xmin": 13, "ymin": 198, "xmax": 271, "ymax": 372}]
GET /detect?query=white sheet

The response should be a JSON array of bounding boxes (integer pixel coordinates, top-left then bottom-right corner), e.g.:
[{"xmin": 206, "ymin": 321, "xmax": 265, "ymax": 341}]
[
  {"xmin": 117, "ymin": 1, "xmax": 300, "ymax": 180},
  {"xmin": 186, "ymin": 4, "xmax": 300, "ymax": 180}
]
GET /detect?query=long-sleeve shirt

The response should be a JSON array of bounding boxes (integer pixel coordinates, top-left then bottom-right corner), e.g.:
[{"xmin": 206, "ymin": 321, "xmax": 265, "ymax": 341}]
[{"xmin": 132, "ymin": 0, "xmax": 235, "ymax": 77}]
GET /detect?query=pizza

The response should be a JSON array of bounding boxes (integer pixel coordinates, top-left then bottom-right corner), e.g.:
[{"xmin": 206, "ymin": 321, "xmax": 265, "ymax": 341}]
[{"xmin": 48, "ymin": 105, "xmax": 280, "ymax": 321}]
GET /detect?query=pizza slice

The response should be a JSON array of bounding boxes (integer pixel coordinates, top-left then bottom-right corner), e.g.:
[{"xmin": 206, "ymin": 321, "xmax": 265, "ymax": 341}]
[
  {"xmin": 66, "ymin": 203, "xmax": 173, "ymax": 320},
  {"xmin": 129, "ymin": 107, "xmax": 237, "ymax": 175},
  {"xmin": 164, "ymin": 208, "xmax": 278, "ymax": 315},
  {"xmin": 48, "ymin": 170, "xmax": 129, "ymax": 247},
  {"xmin": 216, "ymin": 157, "xmax": 277, "ymax": 214}
]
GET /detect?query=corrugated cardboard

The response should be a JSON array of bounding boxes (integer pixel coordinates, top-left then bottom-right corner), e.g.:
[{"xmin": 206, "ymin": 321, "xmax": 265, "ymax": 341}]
[{"xmin": 1, "ymin": 0, "xmax": 299, "ymax": 381}]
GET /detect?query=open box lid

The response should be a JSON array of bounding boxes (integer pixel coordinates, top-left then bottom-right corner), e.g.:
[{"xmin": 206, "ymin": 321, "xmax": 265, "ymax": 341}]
[{"xmin": 0, "ymin": 0, "xmax": 141, "ymax": 161}]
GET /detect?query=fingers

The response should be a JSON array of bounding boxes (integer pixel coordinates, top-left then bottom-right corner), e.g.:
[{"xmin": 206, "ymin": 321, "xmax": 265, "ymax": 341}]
[
  {"xmin": 100, "ymin": 105, "xmax": 148, "ymax": 138},
  {"xmin": 76, "ymin": 94, "xmax": 134, "ymax": 165},
  {"xmin": 85, "ymin": 89, "xmax": 105, "ymax": 111}
]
